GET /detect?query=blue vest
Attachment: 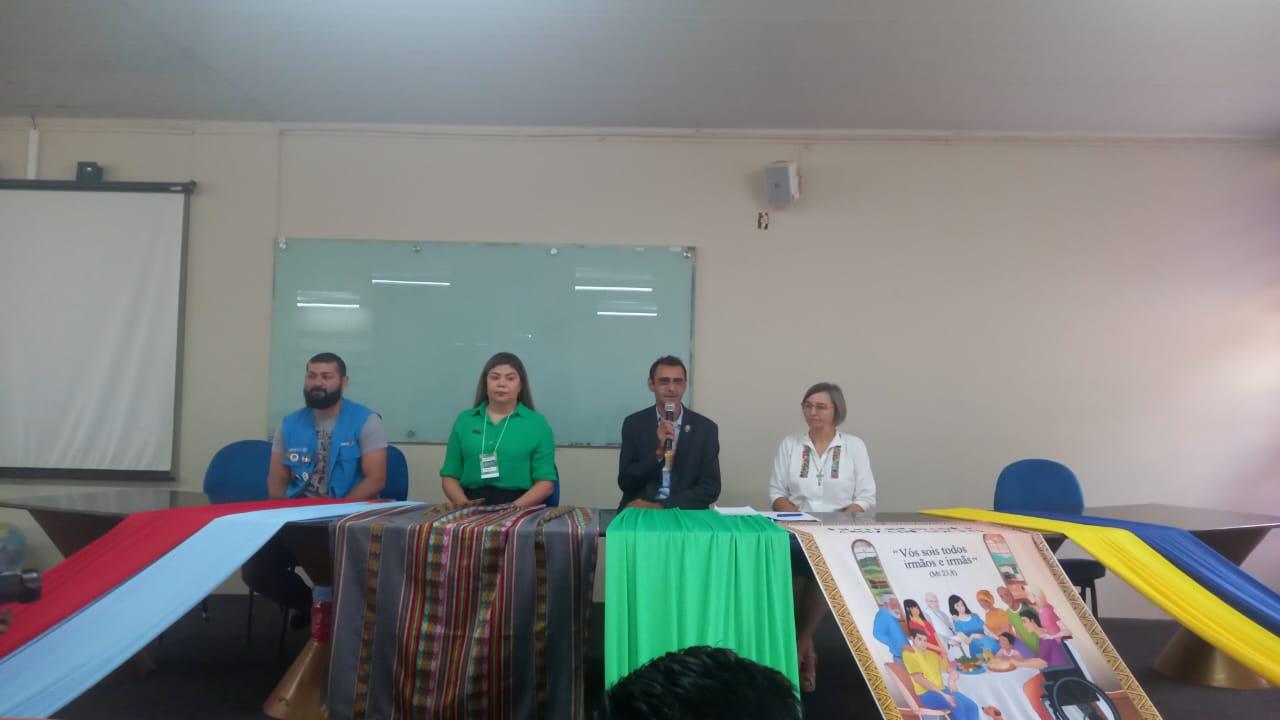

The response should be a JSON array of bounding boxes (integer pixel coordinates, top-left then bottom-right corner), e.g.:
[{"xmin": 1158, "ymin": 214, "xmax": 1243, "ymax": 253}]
[{"xmin": 280, "ymin": 399, "xmax": 375, "ymax": 498}]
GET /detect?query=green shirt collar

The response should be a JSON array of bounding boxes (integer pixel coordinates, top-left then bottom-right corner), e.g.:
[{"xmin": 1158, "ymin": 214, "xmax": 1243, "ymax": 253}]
[{"xmin": 471, "ymin": 401, "xmax": 530, "ymax": 418}]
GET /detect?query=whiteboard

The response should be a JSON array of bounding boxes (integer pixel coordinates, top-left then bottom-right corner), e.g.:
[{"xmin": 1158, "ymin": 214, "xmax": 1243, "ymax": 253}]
[{"xmin": 268, "ymin": 239, "xmax": 695, "ymax": 446}]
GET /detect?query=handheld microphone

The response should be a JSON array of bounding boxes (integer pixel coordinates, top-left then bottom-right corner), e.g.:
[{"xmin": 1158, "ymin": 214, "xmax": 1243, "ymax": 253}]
[{"xmin": 663, "ymin": 402, "xmax": 675, "ymax": 451}]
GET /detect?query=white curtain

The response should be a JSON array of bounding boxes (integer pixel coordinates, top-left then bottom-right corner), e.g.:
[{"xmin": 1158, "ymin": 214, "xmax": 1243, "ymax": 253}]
[{"xmin": 0, "ymin": 189, "xmax": 186, "ymax": 471}]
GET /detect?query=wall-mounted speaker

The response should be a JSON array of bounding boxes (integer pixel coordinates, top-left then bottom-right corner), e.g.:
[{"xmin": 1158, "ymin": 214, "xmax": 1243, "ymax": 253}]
[{"xmin": 765, "ymin": 161, "xmax": 799, "ymax": 206}]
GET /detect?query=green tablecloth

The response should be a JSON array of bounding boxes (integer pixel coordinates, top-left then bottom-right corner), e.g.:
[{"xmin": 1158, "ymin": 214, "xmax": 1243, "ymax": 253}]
[{"xmin": 604, "ymin": 508, "xmax": 799, "ymax": 690}]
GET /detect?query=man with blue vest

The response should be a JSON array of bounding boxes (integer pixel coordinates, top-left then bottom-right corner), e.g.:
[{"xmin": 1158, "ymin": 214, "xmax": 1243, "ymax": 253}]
[{"xmin": 241, "ymin": 352, "xmax": 387, "ymax": 621}]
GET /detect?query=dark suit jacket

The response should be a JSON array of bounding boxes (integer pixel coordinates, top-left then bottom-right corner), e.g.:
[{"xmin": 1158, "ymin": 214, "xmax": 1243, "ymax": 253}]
[{"xmin": 617, "ymin": 405, "xmax": 721, "ymax": 509}]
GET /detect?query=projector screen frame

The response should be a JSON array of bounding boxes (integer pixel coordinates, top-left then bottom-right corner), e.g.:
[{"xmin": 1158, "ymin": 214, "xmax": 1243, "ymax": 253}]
[{"xmin": 0, "ymin": 178, "xmax": 196, "ymax": 482}]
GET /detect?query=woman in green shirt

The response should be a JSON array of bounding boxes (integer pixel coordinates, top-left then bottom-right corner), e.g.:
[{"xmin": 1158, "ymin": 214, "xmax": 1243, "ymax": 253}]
[{"xmin": 440, "ymin": 352, "xmax": 557, "ymax": 507}]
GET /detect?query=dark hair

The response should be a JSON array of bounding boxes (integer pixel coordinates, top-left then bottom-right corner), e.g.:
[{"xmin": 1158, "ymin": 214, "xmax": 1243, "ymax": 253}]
[
  {"xmin": 474, "ymin": 352, "xmax": 535, "ymax": 409},
  {"xmin": 802, "ymin": 382, "xmax": 847, "ymax": 425},
  {"xmin": 948, "ymin": 594, "xmax": 967, "ymax": 617},
  {"xmin": 908, "ymin": 628, "xmax": 928, "ymax": 639},
  {"xmin": 308, "ymin": 352, "xmax": 347, "ymax": 377},
  {"xmin": 1000, "ymin": 632, "xmax": 1017, "ymax": 645},
  {"xmin": 648, "ymin": 355, "xmax": 687, "ymax": 381},
  {"xmin": 601, "ymin": 646, "xmax": 801, "ymax": 720},
  {"xmin": 903, "ymin": 598, "xmax": 924, "ymax": 621}
]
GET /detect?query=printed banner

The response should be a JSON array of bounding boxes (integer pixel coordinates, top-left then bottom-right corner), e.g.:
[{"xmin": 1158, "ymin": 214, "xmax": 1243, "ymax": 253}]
[{"xmin": 791, "ymin": 523, "xmax": 1160, "ymax": 720}]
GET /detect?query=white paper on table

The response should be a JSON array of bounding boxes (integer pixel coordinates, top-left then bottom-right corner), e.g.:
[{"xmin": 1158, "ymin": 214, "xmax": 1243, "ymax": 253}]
[
  {"xmin": 713, "ymin": 506, "xmax": 760, "ymax": 516},
  {"xmin": 761, "ymin": 511, "xmax": 820, "ymax": 522}
]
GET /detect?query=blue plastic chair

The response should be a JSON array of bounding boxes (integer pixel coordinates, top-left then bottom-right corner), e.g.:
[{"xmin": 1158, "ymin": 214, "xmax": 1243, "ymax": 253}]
[
  {"xmin": 380, "ymin": 444, "xmax": 409, "ymax": 500},
  {"xmin": 546, "ymin": 465, "xmax": 561, "ymax": 508},
  {"xmin": 202, "ymin": 439, "xmax": 272, "ymax": 503},
  {"xmin": 994, "ymin": 459, "xmax": 1107, "ymax": 615}
]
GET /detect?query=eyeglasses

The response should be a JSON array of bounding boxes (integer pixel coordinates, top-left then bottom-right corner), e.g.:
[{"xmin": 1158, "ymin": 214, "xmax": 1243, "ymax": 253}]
[
  {"xmin": 655, "ymin": 377, "xmax": 686, "ymax": 387},
  {"xmin": 801, "ymin": 402, "xmax": 832, "ymax": 412}
]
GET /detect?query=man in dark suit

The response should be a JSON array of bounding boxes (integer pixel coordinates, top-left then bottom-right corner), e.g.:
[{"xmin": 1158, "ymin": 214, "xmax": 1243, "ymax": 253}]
[{"xmin": 617, "ymin": 356, "xmax": 721, "ymax": 509}]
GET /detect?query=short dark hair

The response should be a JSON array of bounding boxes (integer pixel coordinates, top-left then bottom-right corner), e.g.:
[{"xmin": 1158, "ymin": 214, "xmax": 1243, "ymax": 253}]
[
  {"xmin": 648, "ymin": 355, "xmax": 687, "ymax": 381},
  {"xmin": 308, "ymin": 352, "xmax": 346, "ymax": 377},
  {"xmin": 601, "ymin": 646, "xmax": 801, "ymax": 720},
  {"xmin": 474, "ymin": 352, "xmax": 535, "ymax": 409},
  {"xmin": 908, "ymin": 628, "xmax": 928, "ymax": 639},
  {"xmin": 802, "ymin": 382, "xmax": 847, "ymax": 425}
]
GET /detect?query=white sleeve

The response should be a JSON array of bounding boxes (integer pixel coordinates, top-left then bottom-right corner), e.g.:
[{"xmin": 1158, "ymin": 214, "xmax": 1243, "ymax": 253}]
[
  {"xmin": 768, "ymin": 436, "xmax": 791, "ymax": 503},
  {"xmin": 849, "ymin": 437, "xmax": 876, "ymax": 512}
]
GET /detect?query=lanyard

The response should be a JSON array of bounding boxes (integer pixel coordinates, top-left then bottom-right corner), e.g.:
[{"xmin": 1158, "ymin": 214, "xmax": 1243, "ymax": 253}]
[{"xmin": 480, "ymin": 411, "xmax": 512, "ymax": 457}]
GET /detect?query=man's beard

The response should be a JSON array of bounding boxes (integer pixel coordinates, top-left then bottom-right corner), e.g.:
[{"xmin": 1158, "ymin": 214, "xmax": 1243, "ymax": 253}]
[{"xmin": 304, "ymin": 386, "xmax": 342, "ymax": 409}]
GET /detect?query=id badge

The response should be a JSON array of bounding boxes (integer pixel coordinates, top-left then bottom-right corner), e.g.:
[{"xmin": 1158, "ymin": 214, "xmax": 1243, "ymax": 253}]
[{"xmin": 479, "ymin": 453, "xmax": 500, "ymax": 480}]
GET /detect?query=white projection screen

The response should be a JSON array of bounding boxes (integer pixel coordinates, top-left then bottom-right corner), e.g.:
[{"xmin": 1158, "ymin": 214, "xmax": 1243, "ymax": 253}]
[{"xmin": 0, "ymin": 183, "xmax": 193, "ymax": 477}]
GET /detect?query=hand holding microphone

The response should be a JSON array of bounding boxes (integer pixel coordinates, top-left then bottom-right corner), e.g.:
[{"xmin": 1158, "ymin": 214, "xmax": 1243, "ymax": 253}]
[
  {"xmin": 658, "ymin": 402, "xmax": 677, "ymax": 469},
  {"xmin": 663, "ymin": 402, "xmax": 675, "ymax": 450}
]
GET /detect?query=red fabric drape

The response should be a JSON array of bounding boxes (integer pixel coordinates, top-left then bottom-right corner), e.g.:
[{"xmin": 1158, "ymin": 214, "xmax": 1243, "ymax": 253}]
[{"xmin": 0, "ymin": 499, "xmax": 344, "ymax": 658}]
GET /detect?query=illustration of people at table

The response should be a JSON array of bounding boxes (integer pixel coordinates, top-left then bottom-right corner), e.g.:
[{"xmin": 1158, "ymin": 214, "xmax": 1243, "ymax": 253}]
[
  {"xmin": 1023, "ymin": 585, "xmax": 1067, "ymax": 637},
  {"xmin": 978, "ymin": 588, "xmax": 1040, "ymax": 655},
  {"xmin": 873, "ymin": 593, "xmax": 910, "ymax": 661},
  {"xmin": 1022, "ymin": 614, "xmax": 1071, "ymax": 666},
  {"xmin": 904, "ymin": 598, "xmax": 949, "ymax": 658},
  {"xmin": 950, "ymin": 594, "xmax": 1001, "ymax": 657},
  {"xmin": 923, "ymin": 591, "xmax": 966, "ymax": 660},
  {"xmin": 902, "ymin": 629, "xmax": 988, "ymax": 720}
]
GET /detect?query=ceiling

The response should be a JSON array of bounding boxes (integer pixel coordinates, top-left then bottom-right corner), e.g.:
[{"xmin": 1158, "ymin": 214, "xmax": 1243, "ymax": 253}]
[{"xmin": 2, "ymin": 0, "xmax": 1279, "ymax": 136}]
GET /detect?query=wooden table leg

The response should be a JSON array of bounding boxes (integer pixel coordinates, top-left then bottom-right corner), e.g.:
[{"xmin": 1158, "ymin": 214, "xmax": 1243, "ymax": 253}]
[
  {"xmin": 263, "ymin": 638, "xmax": 329, "ymax": 720},
  {"xmin": 28, "ymin": 510, "xmax": 122, "ymax": 557},
  {"xmin": 265, "ymin": 523, "xmax": 333, "ymax": 718}
]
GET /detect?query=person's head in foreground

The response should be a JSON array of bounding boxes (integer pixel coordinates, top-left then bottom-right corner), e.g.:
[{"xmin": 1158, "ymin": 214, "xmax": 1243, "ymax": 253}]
[{"xmin": 600, "ymin": 645, "xmax": 802, "ymax": 720}]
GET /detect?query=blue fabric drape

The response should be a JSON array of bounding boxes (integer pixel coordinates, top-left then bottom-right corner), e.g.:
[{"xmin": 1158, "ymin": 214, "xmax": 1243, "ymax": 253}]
[{"xmin": 1031, "ymin": 511, "xmax": 1280, "ymax": 637}]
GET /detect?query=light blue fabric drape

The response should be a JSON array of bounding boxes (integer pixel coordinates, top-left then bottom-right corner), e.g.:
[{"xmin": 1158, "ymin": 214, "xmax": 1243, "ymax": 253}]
[{"xmin": 0, "ymin": 501, "xmax": 416, "ymax": 718}]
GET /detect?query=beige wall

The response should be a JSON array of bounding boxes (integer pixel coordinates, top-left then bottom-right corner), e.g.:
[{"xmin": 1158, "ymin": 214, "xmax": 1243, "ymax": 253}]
[{"xmin": 2, "ymin": 118, "xmax": 1279, "ymax": 618}]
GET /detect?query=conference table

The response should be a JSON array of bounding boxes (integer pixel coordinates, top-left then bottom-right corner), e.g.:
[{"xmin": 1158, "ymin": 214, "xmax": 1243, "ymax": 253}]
[{"xmin": 3, "ymin": 489, "xmax": 1278, "ymax": 692}]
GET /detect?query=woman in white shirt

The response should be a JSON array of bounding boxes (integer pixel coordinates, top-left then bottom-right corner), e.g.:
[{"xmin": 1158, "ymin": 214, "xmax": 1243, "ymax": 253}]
[
  {"xmin": 770, "ymin": 382, "xmax": 877, "ymax": 692},
  {"xmin": 769, "ymin": 382, "xmax": 876, "ymax": 514}
]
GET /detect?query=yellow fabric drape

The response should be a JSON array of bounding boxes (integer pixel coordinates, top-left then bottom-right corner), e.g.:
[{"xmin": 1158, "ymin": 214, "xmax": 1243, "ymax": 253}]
[{"xmin": 922, "ymin": 507, "xmax": 1280, "ymax": 686}]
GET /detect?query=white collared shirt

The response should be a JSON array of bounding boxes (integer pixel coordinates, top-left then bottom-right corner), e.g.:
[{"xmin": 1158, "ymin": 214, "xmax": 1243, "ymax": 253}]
[{"xmin": 768, "ymin": 430, "xmax": 876, "ymax": 512}]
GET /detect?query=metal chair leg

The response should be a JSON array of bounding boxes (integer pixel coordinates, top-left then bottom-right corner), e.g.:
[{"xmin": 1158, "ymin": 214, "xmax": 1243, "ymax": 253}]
[
  {"xmin": 278, "ymin": 604, "xmax": 289, "ymax": 657},
  {"xmin": 246, "ymin": 590, "xmax": 256, "ymax": 645},
  {"xmin": 1076, "ymin": 582, "xmax": 1099, "ymax": 618}
]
